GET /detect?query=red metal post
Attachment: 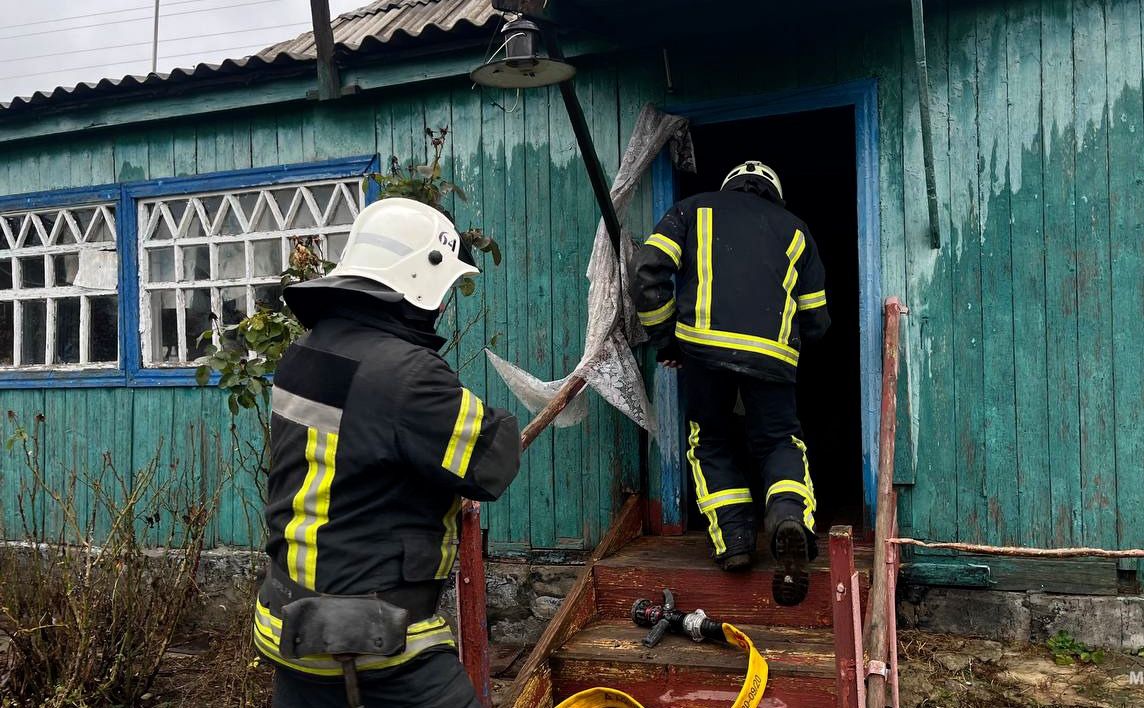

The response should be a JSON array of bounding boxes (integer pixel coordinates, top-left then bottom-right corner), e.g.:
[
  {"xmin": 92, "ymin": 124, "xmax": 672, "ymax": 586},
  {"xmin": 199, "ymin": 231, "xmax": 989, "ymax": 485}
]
[
  {"xmin": 888, "ymin": 490, "xmax": 901, "ymax": 708},
  {"xmin": 829, "ymin": 525, "xmax": 862, "ymax": 708},
  {"xmin": 457, "ymin": 500, "xmax": 491, "ymax": 706}
]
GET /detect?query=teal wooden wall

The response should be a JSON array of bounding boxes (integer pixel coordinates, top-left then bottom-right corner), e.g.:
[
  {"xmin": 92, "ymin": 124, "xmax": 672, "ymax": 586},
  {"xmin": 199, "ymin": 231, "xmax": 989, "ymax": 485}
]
[
  {"xmin": 3, "ymin": 0, "xmax": 1144, "ymax": 563},
  {"xmin": 0, "ymin": 66, "xmax": 645, "ymax": 553},
  {"xmin": 640, "ymin": 0, "xmax": 1144, "ymax": 558}
]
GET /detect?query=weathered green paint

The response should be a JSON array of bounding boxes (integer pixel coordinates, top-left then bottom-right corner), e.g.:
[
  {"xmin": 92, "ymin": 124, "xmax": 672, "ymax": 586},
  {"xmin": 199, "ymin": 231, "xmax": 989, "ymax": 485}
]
[{"xmin": 4, "ymin": 0, "xmax": 1144, "ymax": 568}]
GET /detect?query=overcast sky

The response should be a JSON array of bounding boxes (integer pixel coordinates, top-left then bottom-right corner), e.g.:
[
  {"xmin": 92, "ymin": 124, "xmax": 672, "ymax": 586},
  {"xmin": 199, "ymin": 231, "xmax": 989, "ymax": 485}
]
[{"xmin": 0, "ymin": 0, "xmax": 367, "ymax": 103}]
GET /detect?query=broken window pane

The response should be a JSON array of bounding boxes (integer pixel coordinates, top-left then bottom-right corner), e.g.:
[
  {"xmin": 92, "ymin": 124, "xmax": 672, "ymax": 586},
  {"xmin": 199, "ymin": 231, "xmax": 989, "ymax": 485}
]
[
  {"xmin": 181, "ymin": 245, "xmax": 211, "ymax": 282},
  {"xmin": 220, "ymin": 286, "xmax": 247, "ymax": 326},
  {"xmin": 89, "ymin": 296, "xmax": 118, "ymax": 363},
  {"xmin": 150, "ymin": 291, "xmax": 179, "ymax": 363},
  {"xmin": 148, "ymin": 247, "xmax": 175, "ymax": 283},
  {"xmin": 54, "ymin": 297, "xmax": 81, "ymax": 364},
  {"xmin": 52, "ymin": 253, "xmax": 80, "ymax": 287},
  {"xmin": 0, "ymin": 301, "xmax": 12, "ymax": 366},
  {"xmin": 218, "ymin": 242, "xmax": 245, "ymax": 280},
  {"xmin": 19, "ymin": 257, "xmax": 45, "ymax": 288},
  {"xmin": 253, "ymin": 284, "xmax": 283, "ymax": 312},
  {"xmin": 184, "ymin": 288, "xmax": 213, "ymax": 361},
  {"xmin": 325, "ymin": 232, "xmax": 349, "ymax": 262},
  {"xmin": 250, "ymin": 239, "xmax": 280, "ymax": 278},
  {"xmin": 21, "ymin": 299, "xmax": 46, "ymax": 365}
]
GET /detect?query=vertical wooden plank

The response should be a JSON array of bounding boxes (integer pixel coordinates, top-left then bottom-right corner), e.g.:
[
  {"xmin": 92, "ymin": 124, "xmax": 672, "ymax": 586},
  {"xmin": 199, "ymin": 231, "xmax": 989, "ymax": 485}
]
[
  {"xmin": 148, "ymin": 127, "xmax": 175, "ymax": 180},
  {"xmin": 214, "ymin": 119, "xmax": 237, "ymax": 173},
  {"xmin": 450, "ymin": 83, "xmax": 490, "ymax": 395},
  {"xmin": 1073, "ymin": 0, "xmax": 1116, "ymax": 551},
  {"xmin": 479, "ymin": 85, "xmax": 513, "ymax": 548},
  {"xmin": 976, "ymin": 4, "xmax": 1018, "ymax": 546},
  {"xmin": 1, "ymin": 390, "xmax": 46, "ymax": 537},
  {"xmin": 115, "ymin": 131, "xmax": 150, "ymax": 182},
  {"xmin": 173, "ymin": 123, "xmax": 198, "ymax": 177},
  {"xmin": 84, "ymin": 388, "xmax": 134, "ymax": 542},
  {"xmin": 41, "ymin": 140, "xmax": 72, "ymax": 191},
  {"xmin": 904, "ymin": 0, "xmax": 956, "ymax": 545},
  {"xmin": 251, "ymin": 114, "xmax": 281, "ymax": 169},
  {"xmin": 947, "ymin": 1, "xmax": 984, "ymax": 544},
  {"xmin": 312, "ymin": 100, "xmax": 376, "ymax": 160},
  {"xmin": 504, "ymin": 85, "xmax": 533, "ymax": 549},
  {"xmin": 523, "ymin": 84, "xmax": 555, "ymax": 550},
  {"xmin": 68, "ymin": 136, "xmax": 95, "ymax": 189},
  {"xmin": 167, "ymin": 388, "xmax": 207, "ymax": 543},
  {"xmin": 1007, "ymin": 0, "xmax": 1051, "ymax": 548},
  {"xmin": 548, "ymin": 74, "xmax": 585, "ymax": 546},
  {"xmin": 196, "ymin": 121, "xmax": 219, "ymax": 174},
  {"xmin": 233, "ymin": 117, "xmax": 253, "ymax": 170},
  {"xmin": 130, "ymin": 389, "xmax": 175, "ymax": 545},
  {"xmin": 1041, "ymin": 0, "xmax": 1082, "ymax": 546},
  {"xmin": 426, "ymin": 95, "xmax": 460, "ymax": 369},
  {"xmin": 277, "ymin": 109, "xmax": 306, "ymax": 166},
  {"xmin": 1107, "ymin": 0, "xmax": 1144, "ymax": 570},
  {"xmin": 40, "ymin": 390, "xmax": 79, "ymax": 539}
]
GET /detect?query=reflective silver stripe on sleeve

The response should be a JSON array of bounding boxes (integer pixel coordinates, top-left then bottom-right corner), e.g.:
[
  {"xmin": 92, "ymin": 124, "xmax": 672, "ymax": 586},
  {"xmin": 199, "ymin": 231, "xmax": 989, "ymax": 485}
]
[{"xmin": 273, "ymin": 387, "xmax": 343, "ymax": 432}]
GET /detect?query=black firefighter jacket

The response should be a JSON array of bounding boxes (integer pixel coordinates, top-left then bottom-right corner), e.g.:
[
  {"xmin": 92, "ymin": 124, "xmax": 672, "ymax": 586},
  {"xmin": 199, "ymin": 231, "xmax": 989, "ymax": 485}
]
[
  {"xmin": 630, "ymin": 189, "xmax": 831, "ymax": 383},
  {"xmin": 253, "ymin": 299, "xmax": 520, "ymax": 675}
]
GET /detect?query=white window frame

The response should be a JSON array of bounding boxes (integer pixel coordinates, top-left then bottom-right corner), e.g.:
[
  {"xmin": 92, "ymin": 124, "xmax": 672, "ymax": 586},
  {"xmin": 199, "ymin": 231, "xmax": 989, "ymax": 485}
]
[
  {"xmin": 137, "ymin": 178, "xmax": 363, "ymax": 367},
  {"xmin": 0, "ymin": 203, "xmax": 119, "ymax": 370}
]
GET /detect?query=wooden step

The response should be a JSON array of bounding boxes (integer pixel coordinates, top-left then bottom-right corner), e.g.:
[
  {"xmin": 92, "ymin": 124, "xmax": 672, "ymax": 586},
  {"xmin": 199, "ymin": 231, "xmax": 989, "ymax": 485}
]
[
  {"xmin": 551, "ymin": 620, "xmax": 836, "ymax": 708},
  {"xmin": 593, "ymin": 534, "xmax": 871, "ymax": 627}
]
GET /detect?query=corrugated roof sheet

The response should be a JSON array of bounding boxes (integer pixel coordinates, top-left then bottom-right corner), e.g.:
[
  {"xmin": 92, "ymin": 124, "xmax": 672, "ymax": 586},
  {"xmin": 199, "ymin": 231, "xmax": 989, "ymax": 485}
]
[
  {"xmin": 1, "ymin": 0, "xmax": 498, "ymax": 114},
  {"xmin": 260, "ymin": 0, "xmax": 498, "ymax": 58}
]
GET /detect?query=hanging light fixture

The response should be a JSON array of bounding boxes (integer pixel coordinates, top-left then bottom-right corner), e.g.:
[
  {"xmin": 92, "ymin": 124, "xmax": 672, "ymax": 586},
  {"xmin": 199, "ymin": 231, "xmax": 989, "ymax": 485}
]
[{"xmin": 470, "ymin": 17, "xmax": 576, "ymax": 89}]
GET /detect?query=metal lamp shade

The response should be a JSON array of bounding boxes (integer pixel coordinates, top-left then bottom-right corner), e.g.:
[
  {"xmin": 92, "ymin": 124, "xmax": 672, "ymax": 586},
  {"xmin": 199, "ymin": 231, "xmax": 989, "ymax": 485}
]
[{"xmin": 470, "ymin": 18, "xmax": 576, "ymax": 89}]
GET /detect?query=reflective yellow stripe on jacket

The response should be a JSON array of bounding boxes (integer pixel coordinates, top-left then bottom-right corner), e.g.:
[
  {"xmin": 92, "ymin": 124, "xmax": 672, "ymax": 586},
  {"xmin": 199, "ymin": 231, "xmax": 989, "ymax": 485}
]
[
  {"xmin": 675, "ymin": 322, "xmax": 800, "ymax": 367},
  {"xmin": 797, "ymin": 289, "xmax": 827, "ymax": 311},
  {"xmin": 638, "ymin": 298, "xmax": 676, "ymax": 327},
  {"xmin": 695, "ymin": 208, "xmax": 714, "ymax": 329},
  {"xmin": 283, "ymin": 427, "xmax": 339, "ymax": 590},
  {"xmin": 644, "ymin": 233, "xmax": 682, "ymax": 268},
  {"xmin": 777, "ymin": 230, "xmax": 806, "ymax": 345},
  {"xmin": 253, "ymin": 600, "xmax": 455, "ymax": 676}
]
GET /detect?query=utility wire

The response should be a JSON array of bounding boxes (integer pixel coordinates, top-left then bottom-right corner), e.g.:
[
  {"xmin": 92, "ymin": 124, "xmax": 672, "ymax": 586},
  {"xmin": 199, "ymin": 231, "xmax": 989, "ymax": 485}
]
[
  {"xmin": 1, "ymin": 41, "xmax": 279, "ymax": 83},
  {"xmin": 0, "ymin": 0, "xmax": 281, "ymax": 40},
  {"xmin": 2, "ymin": 0, "xmax": 221, "ymax": 31},
  {"xmin": 4, "ymin": 21, "xmax": 308, "ymax": 65}
]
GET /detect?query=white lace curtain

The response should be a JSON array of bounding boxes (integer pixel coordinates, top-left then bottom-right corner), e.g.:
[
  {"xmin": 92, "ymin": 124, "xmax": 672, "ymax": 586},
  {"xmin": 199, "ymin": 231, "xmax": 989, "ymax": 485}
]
[{"xmin": 486, "ymin": 105, "xmax": 694, "ymax": 433}]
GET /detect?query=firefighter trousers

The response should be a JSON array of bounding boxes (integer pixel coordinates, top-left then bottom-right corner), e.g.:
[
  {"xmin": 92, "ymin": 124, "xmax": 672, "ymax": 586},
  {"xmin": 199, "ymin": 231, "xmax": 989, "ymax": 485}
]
[
  {"xmin": 681, "ymin": 361, "xmax": 817, "ymax": 561},
  {"xmin": 271, "ymin": 649, "xmax": 479, "ymax": 708}
]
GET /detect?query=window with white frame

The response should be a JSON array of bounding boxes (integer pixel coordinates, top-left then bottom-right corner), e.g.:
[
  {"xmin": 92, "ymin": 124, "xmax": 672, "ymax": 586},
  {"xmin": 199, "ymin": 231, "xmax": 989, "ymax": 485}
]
[
  {"xmin": 0, "ymin": 203, "xmax": 119, "ymax": 369},
  {"xmin": 138, "ymin": 178, "xmax": 362, "ymax": 365}
]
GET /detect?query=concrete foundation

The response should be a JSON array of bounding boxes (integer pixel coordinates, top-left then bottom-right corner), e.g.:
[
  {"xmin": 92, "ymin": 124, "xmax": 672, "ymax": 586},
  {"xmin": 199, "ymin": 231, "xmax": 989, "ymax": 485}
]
[
  {"xmin": 899, "ymin": 587, "xmax": 1144, "ymax": 651},
  {"xmin": 192, "ymin": 549, "xmax": 581, "ymax": 647}
]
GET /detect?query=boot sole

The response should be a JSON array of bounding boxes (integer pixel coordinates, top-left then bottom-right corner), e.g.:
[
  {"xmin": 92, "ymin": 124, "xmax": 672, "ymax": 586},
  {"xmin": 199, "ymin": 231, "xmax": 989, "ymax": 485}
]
[{"xmin": 772, "ymin": 521, "xmax": 810, "ymax": 606}]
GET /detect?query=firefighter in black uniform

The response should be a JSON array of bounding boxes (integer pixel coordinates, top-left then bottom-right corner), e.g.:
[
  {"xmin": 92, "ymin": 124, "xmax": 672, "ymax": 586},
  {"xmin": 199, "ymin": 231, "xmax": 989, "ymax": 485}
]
[
  {"xmin": 629, "ymin": 161, "xmax": 830, "ymax": 606},
  {"xmin": 253, "ymin": 197, "xmax": 521, "ymax": 707}
]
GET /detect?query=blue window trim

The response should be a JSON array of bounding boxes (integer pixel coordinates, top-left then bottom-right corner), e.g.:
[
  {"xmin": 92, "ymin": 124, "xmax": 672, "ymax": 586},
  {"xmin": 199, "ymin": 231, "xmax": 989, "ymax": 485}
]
[
  {"xmin": 0, "ymin": 154, "xmax": 380, "ymax": 390},
  {"xmin": 652, "ymin": 78, "xmax": 883, "ymax": 527}
]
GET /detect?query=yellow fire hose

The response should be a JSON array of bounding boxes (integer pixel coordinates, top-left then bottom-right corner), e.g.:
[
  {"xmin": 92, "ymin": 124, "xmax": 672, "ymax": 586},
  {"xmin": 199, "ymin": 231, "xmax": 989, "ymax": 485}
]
[{"xmin": 554, "ymin": 623, "xmax": 768, "ymax": 708}]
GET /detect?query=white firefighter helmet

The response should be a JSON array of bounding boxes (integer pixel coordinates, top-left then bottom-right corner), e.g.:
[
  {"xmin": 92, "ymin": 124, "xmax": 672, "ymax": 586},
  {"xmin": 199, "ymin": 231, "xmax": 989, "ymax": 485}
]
[
  {"xmin": 721, "ymin": 160, "xmax": 783, "ymax": 199},
  {"xmin": 325, "ymin": 196, "xmax": 479, "ymax": 311}
]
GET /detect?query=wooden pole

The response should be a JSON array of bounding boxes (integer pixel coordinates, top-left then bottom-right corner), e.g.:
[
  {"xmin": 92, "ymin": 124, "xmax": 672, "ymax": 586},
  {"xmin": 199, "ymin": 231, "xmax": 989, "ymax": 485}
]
[
  {"xmin": 866, "ymin": 297, "xmax": 907, "ymax": 708},
  {"xmin": 309, "ymin": 0, "xmax": 341, "ymax": 100},
  {"xmin": 829, "ymin": 526, "xmax": 862, "ymax": 708},
  {"xmin": 887, "ymin": 539, "xmax": 1144, "ymax": 558},
  {"xmin": 457, "ymin": 500, "xmax": 491, "ymax": 706}
]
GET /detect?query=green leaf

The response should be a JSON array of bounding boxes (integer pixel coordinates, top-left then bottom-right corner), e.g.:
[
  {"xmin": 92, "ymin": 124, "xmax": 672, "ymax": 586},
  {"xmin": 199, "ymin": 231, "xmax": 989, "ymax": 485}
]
[
  {"xmin": 1053, "ymin": 654, "xmax": 1074, "ymax": 666},
  {"xmin": 194, "ymin": 366, "xmax": 211, "ymax": 387},
  {"xmin": 489, "ymin": 240, "xmax": 502, "ymax": 266},
  {"xmin": 227, "ymin": 396, "xmax": 240, "ymax": 416},
  {"xmin": 458, "ymin": 277, "xmax": 476, "ymax": 297}
]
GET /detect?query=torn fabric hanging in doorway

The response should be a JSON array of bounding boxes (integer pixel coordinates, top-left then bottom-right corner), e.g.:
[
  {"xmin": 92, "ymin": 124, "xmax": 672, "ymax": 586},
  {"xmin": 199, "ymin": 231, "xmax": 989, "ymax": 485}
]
[{"xmin": 486, "ymin": 106, "xmax": 695, "ymax": 433}]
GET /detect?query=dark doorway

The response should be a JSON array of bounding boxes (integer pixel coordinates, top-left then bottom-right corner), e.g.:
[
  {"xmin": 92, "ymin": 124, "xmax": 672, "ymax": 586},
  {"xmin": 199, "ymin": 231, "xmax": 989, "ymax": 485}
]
[{"xmin": 677, "ymin": 106, "xmax": 864, "ymax": 533}]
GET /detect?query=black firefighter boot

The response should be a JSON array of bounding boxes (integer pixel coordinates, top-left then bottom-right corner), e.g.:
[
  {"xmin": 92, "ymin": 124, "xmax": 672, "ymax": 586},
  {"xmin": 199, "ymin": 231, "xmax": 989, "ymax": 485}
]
[
  {"xmin": 713, "ymin": 525, "xmax": 756, "ymax": 572},
  {"xmin": 765, "ymin": 499, "xmax": 815, "ymax": 606}
]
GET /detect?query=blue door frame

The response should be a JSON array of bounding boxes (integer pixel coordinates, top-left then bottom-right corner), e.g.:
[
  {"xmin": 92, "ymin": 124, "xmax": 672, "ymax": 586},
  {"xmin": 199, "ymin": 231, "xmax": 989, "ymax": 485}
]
[{"xmin": 648, "ymin": 79, "xmax": 882, "ymax": 533}]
